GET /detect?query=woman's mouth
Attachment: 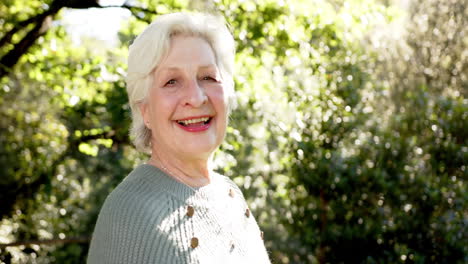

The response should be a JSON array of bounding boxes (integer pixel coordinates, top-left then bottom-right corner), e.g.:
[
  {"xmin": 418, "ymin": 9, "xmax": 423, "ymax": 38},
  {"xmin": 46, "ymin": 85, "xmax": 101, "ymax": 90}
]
[
  {"xmin": 175, "ymin": 116, "xmax": 213, "ymax": 132},
  {"xmin": 176, "ymin": 117, "xmax": 211, "ymax": 126}
]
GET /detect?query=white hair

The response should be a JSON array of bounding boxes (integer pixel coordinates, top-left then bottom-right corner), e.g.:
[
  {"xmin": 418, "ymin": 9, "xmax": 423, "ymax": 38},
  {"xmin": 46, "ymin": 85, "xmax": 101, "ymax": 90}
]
[{"xmin": 125, "ymin": 12, "xmax": 236, "ymax": 153}]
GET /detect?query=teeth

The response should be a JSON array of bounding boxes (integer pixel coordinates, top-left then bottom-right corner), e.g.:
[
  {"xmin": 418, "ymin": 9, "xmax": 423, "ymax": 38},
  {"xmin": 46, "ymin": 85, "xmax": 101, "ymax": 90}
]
[{"xmin": 178, "ymin": 117, "xmax": 209, "ymax": 125}]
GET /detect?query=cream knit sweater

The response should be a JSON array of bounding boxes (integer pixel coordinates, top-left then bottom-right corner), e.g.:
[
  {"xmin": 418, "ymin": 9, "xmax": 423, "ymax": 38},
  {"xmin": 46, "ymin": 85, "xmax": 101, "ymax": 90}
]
[{"xmin": 87, "ymin": 164, "xmax": 271, "ymax": 263}]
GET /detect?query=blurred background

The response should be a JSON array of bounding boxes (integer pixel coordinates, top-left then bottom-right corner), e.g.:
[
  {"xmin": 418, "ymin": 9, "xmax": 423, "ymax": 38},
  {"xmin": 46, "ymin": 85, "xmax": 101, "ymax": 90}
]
[{"xmin": 0, "ymin": 0, "xmax": 466, "ymax": 263}]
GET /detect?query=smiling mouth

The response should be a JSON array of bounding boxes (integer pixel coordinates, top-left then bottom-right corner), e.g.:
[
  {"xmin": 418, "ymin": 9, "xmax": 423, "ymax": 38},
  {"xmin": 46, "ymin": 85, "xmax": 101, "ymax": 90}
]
[{"xmin": 176, "ymin": 117, "xmax": 212, "ymax": 127}]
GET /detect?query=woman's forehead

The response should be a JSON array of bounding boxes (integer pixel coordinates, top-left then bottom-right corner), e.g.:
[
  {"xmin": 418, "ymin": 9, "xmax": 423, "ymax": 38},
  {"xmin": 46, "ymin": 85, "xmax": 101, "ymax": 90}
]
[
  {"xmin": 158, "ymin": 64, "xmax": 217, "ymax": 73},
  {"xmin": 155, "ymin": 37, "xmax": 218, "ymax": 72}
]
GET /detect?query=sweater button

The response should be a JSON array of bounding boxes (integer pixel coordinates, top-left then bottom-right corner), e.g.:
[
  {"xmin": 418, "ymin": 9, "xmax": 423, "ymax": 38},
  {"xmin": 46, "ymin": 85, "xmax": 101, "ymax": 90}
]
[
  {"xmin": 190, "ymin": 237, "xmax": 199, "ymax": 248},
  {"xmin": 228, "ymin": 188, "xmax": 235, "ymax": 197},
  {"xmin": 186, "ymin": 206, "xmax": 194, "ymax": 217},
  {"xmin": 245, "ymin": 208, "xmax": 250, "ymax": 218},
  {"xmin": 230, "ymin": 241, "xmax": 235, "ymax": 252}
]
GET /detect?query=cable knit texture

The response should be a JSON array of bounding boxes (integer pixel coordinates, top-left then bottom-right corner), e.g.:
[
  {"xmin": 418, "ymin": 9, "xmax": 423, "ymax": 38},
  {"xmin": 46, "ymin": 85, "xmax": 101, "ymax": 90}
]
[{"xmin": 87, "ymin": 164, "xmax": 270, "ymax": 264}]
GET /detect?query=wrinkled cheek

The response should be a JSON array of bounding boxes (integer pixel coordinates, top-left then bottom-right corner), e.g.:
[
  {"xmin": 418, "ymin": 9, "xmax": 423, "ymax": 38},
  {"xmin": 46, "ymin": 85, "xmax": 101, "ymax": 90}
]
[
  {"xmin": 216, "ymin": 124, "xmax": 227, "ymax": 147},
  {"xmin": 220, "ymin": 85, "xmax": 236, "ymax": 115},
  {"xmin": 218, "ymin": 112, "xmax": 228, "ymax": 142},
  {"xmin": 219, "ymin": 90, "xmax": 229, "ymax": 113},
  {"xmin": 213, "ymin": 99, "xmax": 228, "ymax": 141}
]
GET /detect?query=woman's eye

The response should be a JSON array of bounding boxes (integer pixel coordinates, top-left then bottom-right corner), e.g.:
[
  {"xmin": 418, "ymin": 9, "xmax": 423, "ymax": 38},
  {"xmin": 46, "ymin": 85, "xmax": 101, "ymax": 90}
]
[
  {"xmin": 166, "ymin": 79, "xmax": 176, "ymax": 85},
  {"xmin": 202, "ymin": 76, "xmax": 216, "ymax": 81}
]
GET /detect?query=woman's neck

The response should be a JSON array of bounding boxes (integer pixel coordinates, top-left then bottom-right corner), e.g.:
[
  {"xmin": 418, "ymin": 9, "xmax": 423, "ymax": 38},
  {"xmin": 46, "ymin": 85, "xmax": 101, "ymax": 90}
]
[{"xmin": 148, "ymin": 150, "xmax": 212, "ymax": 188}]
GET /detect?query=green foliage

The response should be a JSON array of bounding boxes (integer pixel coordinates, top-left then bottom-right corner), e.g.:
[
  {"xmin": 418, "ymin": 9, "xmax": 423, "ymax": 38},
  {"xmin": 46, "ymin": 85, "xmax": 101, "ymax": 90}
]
[{"xmin": 0, "ymin": 0, "xmax": 466, "ymax": 263}]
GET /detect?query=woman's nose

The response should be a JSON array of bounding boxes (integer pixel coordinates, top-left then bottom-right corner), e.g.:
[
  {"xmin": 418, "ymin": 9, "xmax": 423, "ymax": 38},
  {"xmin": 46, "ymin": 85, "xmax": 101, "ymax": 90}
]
[{"xmin": 182, "ymin": 79, "xmax": 208, "ymax": 107}]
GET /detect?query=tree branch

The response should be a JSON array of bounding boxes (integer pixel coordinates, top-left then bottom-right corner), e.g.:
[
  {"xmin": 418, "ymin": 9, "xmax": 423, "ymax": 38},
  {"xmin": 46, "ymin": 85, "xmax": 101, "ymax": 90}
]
[
  {"xmin": 0, "ymin": 15, "xmax": 47, "ymax": 49},
  {"xmin": 0, "ymin": 0, "xmax": 158, "ymax": 79},
  {"xmin": 100, "ymin": 3, "xmax": 160, "ymax": 24},
  {"xmin": 0, "ymin": 2, "xmax": 62, "ymax": 79}
]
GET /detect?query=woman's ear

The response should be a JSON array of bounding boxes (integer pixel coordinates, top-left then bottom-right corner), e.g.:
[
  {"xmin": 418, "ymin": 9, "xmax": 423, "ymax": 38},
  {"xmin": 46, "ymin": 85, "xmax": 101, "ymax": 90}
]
[{"xmin": 139, "ymin": 102, "xmax": 151, "ymax": 129}]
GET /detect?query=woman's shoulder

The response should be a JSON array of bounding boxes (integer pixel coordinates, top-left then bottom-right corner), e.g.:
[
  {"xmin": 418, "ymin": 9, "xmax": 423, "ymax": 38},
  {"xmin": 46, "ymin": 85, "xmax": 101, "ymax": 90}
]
[
  {"xmin": 98, "ymin": 164, "xmax": 178, "ymax": 218},
  {"xmin": 213, "ymin": 172, "xmax": 247, "ymax": 200},
  {"xmin": 88, "ymin": 165, "xmax": 189, "ymax": 263},
  {"xmin": 90, "ymin": 164, "xmax": 187, "ymax": 246}
]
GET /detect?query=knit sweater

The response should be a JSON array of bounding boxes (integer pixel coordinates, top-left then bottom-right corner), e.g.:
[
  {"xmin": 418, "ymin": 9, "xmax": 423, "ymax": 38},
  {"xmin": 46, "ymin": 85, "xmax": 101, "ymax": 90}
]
[{"xmin": 87, "ymin": 164, "xmax": 271, "ymax": 264}]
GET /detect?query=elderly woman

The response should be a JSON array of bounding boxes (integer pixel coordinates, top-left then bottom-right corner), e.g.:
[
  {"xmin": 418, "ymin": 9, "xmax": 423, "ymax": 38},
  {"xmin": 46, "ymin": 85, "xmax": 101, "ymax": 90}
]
[{"xmin": 87, "ymin": 12, "xmax": 270, "ymax": 263}]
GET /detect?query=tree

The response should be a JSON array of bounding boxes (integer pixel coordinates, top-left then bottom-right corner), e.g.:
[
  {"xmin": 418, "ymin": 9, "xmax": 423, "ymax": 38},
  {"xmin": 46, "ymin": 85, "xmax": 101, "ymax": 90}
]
[
  {"xmin": 0, "ymin": 0, "xmax": 165, "ymax": 79},
  {"xmin": 286, "ymin": 0, "xmax": 467, "ymax": 262}
]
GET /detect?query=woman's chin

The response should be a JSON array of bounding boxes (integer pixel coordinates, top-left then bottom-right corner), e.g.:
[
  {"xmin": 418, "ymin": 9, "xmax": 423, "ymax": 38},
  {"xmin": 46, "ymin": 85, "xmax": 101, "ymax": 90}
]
[
  {"xmin": 177, "ymin": 141, "xmax": 219, "ymax": 159},
  {"xmin": 173, "ymin": 127, "xmax": 224, "ymax": 157}
]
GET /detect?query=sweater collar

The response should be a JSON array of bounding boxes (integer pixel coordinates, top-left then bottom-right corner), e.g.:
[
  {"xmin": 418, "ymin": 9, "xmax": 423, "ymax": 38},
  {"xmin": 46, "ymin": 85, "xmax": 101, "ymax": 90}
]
[{"xmin": 133, "ymin": 164, "xmax": 226, "ymax": 206}]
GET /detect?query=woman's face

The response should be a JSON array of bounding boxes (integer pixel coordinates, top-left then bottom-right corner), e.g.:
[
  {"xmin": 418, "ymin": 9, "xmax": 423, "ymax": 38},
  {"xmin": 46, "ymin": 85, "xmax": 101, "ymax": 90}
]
[{"xmin": 140, "ymin": 35, "xmax": 228, "ymax": 161}]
